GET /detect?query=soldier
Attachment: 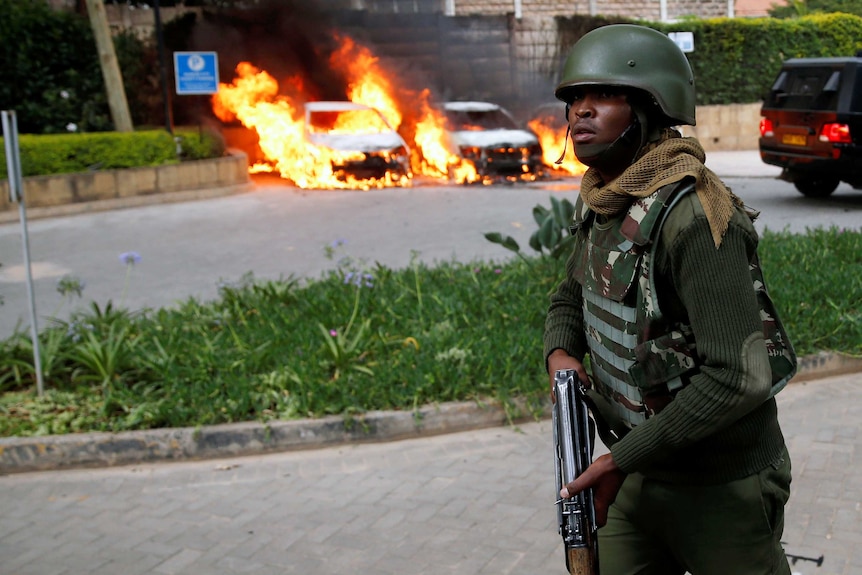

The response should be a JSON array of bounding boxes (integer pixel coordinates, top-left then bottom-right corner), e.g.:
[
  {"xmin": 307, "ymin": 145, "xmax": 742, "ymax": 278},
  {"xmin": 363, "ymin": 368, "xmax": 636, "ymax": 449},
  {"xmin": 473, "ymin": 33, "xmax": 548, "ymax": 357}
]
[{"xmin": 545, "ymin": 25, "xmax": 797, "ymax": 575}]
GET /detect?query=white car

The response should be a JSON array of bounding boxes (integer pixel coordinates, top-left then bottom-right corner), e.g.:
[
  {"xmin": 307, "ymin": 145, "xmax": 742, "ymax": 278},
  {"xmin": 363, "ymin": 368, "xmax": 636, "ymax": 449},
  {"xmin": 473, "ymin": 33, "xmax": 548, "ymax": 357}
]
[
  {"xmin": 304, "ymin": 101, "xmax": 412, "ymax": 184},
  {"xmin": 440, "ymin": 101, "xmax": 544, "ymax": 180}
]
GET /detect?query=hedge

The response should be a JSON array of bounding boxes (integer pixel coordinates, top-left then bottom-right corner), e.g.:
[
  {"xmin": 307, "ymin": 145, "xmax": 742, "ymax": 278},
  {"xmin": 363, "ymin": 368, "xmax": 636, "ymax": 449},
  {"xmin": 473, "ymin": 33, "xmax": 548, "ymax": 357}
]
[
  {"xmin": 556, "ymin": 13, "xmax": 862, "ymax": 106},
  {"xmin": 658, "ymin": 13, "xmax": 862, "ymax": 105},
  {"xmin": 0, "ymin": 128, "xmax": 225, "ymax": 178}
]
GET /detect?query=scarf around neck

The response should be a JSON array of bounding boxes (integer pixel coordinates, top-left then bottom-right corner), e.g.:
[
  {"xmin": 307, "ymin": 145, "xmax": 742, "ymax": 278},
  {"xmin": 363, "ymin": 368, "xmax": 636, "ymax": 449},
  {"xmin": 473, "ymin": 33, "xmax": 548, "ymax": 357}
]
[{"xmin": 580, "ymin": 129, "xmax": 743, "ymax": 247}]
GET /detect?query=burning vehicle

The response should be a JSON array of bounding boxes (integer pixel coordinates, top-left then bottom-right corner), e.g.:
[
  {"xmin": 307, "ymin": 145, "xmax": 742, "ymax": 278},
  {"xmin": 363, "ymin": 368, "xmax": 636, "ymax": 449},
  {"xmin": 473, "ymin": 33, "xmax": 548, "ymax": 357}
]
[
  {"xmin": 440, "ymin": 101, "xmax": 544, "ymax": 181},
  {"xmin": 212, "ymin": 56, "xmax": 478, "ymax": 189},
  {"xmin": 304, "ymin": 101, "xmax": 411, "ymax": 186},
  {"xmin": 211, "ymin": 33, "xmax": 582, "ymax": 188}
]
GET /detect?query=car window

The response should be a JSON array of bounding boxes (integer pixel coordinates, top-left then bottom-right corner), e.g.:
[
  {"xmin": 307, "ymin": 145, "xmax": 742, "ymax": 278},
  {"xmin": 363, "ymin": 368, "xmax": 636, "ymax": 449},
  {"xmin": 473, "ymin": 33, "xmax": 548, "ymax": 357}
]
[
  {"xmin": 768, "ymin": 68, "xmax": 841, "ymax": 111},
  {"xmin": 308, "ymin": 109, "xmax": 391, "ymax": 134},
  {"xmin": 444, "ymin": 109, "xmax": 517, "ymax": 131}
]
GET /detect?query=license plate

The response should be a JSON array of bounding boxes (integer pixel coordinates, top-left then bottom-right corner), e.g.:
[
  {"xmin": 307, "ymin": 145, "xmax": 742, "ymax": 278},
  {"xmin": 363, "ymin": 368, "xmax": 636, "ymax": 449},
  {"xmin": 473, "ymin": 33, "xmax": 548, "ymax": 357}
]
[{"xmin": 782, "ymin": 134, "xmax": 807, "ymax": 146}]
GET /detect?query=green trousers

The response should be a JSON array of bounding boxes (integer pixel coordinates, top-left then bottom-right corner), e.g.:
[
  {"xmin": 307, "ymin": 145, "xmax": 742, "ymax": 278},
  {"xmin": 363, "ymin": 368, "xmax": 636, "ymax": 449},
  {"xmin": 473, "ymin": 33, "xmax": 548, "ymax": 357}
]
[{"xmin": 598, "ymin": 448, "xmax": 792, "ymax": 575}]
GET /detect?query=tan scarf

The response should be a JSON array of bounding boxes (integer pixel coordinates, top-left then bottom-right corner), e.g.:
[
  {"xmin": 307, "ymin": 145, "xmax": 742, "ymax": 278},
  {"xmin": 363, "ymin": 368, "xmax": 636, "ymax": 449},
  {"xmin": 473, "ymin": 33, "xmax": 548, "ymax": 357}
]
[{"xmin": 580, "ymin": 129, "xmax": 743, "ymax": 247}]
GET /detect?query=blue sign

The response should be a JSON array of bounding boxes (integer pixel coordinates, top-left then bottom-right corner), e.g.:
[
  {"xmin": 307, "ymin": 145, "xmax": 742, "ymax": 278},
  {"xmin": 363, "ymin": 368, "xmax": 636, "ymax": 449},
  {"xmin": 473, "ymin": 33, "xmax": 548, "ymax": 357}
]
[{"xmin": 174, "ymin": 51, "xmax": 219, "ymax": 95}]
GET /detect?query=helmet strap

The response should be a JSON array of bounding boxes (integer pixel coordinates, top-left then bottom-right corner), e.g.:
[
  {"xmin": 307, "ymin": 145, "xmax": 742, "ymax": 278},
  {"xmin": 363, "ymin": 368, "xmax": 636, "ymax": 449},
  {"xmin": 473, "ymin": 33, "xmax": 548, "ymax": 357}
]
[
  {"xmin": 554, "ymin": 125, "xmax": 571, "ymax": 165},
  {"xmin": 574, "ymin": 115, "xmax": 643, "ymax": 173}
]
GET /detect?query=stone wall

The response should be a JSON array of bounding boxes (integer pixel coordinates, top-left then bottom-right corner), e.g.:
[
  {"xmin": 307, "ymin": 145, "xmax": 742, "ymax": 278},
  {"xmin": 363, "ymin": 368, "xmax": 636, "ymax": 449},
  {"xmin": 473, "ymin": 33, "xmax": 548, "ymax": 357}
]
[
  {"xmin": 91, "ymin": 4, "xmax": 757, "ymax": 116},
  {"xmin": 0, "ymin": 152, "xmax": 250, "ymax": 222},
  {"xmin": 680, "ymin": 102, "xmax": 763, "ymax": 151},
  {"xmin": 352, "ymin": 0, "xmax": 734, "ymax": 20}
]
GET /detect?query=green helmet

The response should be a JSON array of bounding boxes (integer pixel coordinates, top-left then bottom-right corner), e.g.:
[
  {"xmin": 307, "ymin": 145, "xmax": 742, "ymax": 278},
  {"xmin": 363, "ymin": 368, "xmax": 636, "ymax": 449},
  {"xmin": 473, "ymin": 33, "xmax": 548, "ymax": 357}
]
[{"xmin": 555, "ymin": 24, "xmax": 696, "ymax": 126}]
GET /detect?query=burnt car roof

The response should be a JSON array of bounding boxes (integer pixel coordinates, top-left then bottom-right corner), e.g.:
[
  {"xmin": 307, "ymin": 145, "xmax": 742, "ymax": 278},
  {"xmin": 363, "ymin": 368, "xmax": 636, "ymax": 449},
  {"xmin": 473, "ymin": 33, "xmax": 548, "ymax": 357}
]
[
  {"xmin": 305, "ymin": 101, "xmax": 373, "ymax": 112},
  {"xmin": 442, "ymin": 101, "xmax": 503, "ymax": 112},
  {"xmin": 304, "ymin": 101, "xmax": 407, "ymax": 152}
]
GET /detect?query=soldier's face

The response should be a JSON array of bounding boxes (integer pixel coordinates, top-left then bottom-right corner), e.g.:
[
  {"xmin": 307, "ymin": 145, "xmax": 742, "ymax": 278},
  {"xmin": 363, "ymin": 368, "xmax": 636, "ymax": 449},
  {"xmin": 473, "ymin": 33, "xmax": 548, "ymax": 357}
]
[{"xmin": 566, "ymin": 86, "xmax": 634, "ymax": 154}]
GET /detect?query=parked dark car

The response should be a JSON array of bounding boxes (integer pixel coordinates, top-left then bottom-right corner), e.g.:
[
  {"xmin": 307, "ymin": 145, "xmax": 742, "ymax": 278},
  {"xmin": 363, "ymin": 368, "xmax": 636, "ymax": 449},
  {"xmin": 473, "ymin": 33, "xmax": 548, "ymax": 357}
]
[{"xmin": 759, "ymin": 55, "xmax": 862, "ymax": 197}]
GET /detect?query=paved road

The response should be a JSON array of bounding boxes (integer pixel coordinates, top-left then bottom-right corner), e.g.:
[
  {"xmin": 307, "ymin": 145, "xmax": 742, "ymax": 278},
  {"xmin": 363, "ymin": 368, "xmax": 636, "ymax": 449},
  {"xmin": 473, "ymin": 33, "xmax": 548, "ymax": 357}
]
[
  {"xmin": 1, "ymin": 371, "xmax": 859, "ymax": 575},
  {"xmin": 0, "ymin": 178, "xmax": 578, "ymax": 339},
  {"xmin": 1, "ymin": 151, "xmax": 860, "ymax": 575}
]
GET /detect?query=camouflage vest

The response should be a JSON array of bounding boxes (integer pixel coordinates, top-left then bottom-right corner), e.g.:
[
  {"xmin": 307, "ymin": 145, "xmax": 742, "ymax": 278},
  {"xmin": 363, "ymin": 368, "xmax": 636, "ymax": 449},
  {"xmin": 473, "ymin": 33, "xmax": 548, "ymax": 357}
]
[{"xmin": 569, "ymin": 180, "xmax": 797, "ymax": 430}]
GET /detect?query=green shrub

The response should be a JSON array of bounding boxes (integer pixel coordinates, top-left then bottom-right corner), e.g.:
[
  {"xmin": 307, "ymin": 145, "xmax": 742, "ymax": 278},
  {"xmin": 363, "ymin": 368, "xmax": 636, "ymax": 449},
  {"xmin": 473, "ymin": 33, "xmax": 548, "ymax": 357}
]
[
  {"xmin": 770, "ymin": 0, "xmax": 862, "ymax": 19},
  {"xmin": 658, "ymin": 13, "xmax": 862, "ymax": 105},
  {"xmin": 557, "ymin": 13, "xmax": 862, "ymax": 106},
  {"xmin": 1, "ymin": 0, "xmax": 97, "ymax": 133},
  {"xmin": 175, "ymin": 127, "xmax": 227, "ymax": 161},
  {"xmin": 0, "ymin": 224, "xmax": 859, "ymax": 437},
  {"xmin": 0, "ymin": 131, "xmax": 178, "ymax": 177}
]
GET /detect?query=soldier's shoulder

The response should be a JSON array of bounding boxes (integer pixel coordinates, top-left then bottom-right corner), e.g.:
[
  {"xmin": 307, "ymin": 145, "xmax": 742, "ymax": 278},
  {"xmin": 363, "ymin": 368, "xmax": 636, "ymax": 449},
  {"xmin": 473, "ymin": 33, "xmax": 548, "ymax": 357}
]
[
  {"xmin": 659, "ymin": 189, "xmax": 757, "ymax": 249},
  {"xmin": 659, "ymin": 190, "xmax": 704, "ymax": 246}
]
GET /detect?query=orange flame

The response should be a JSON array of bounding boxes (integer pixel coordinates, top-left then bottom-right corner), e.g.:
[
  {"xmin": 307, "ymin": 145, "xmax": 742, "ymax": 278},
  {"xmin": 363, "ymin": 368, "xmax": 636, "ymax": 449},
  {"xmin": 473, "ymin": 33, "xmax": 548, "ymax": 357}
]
[
  {"xmin": 411, "ymin": 91, "xmax": 479, "ymax": 184},
  {"xmin": 213, "ymin": 62, "xmax": 410, "ymax": 190},
  {"xmin": 528, "ymin": 116, "xmax": 587, "ymax": 177},
  {"xmin": 213, "ymin": 34, "xmax": 575, "ymax": 188},
  {"xmin": 332, "ymin": 35, "xmax": 402, "ymax": 130}
]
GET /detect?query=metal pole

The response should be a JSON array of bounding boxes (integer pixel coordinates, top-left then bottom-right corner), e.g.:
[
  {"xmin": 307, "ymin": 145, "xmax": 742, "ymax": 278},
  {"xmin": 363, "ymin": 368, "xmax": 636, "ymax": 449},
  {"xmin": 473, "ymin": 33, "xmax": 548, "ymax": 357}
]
[{"xmin": 2, "ymin": 111, "xmax": 44, "ymax": 397}]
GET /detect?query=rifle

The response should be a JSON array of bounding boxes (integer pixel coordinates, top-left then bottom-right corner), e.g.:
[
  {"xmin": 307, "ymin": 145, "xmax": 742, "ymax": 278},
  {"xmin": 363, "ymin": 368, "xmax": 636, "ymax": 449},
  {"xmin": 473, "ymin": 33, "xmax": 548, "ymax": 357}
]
[
  {"xmin": 786, "ymin": 552, "xmax": 824, "ymax": 567},
  {"xmin": 782, "ymin": 543, "xmax": 824, "ymax": 568},
  {"xmin": 553, "ymin": 368, "xmax": 600, "ymax": 575}
]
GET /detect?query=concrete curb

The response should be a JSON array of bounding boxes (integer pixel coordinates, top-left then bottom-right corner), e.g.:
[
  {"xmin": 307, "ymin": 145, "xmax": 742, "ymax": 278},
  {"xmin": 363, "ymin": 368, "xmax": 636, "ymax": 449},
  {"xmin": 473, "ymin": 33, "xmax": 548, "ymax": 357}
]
[
  {"xmin": 0, "ymin": 152, "xmax": 252, "ymax": 224},
  {"xmin": 792, "ymin": 350, "xmax": 862, "ymax": 382},
  {"xmin": 0, "ymin": 182, "xmax": 253, "ymax": 224},
  {"xmin": 1, "ymin": 352, "xmax": 859, "ymax": 475},
  {"xmin": 0, "ymin": 398, "xmax": 543, "ymax": 475}
]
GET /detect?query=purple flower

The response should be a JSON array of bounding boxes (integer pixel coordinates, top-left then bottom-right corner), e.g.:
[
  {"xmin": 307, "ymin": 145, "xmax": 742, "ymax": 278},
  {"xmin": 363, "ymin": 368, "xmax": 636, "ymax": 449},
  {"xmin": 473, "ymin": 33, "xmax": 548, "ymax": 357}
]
[
  {"xmin": 119, "ymin": 251, "xmax": 142, "ymax": 266},
  {"xmin": 329, "ymin": 329, "xmax": 338, "ymax": 337},
  {"xmin": 494, "ymin": 268, "xmax": 502, "ymax": 274},
  {"xmin": 344, "ymin": 271, "xmax": 374, "ymax": 288}
]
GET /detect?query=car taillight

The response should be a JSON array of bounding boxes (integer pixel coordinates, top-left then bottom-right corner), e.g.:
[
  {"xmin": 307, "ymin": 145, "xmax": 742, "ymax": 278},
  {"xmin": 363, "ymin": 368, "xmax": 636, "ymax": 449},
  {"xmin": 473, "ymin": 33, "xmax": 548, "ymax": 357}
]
[
  {"xmin": 818, "ymin": 123, "xmax": 851, "ymax": 144},
  {"xmin": 759, "ymin": 117, "xmax": 774, "ymax": 138}
]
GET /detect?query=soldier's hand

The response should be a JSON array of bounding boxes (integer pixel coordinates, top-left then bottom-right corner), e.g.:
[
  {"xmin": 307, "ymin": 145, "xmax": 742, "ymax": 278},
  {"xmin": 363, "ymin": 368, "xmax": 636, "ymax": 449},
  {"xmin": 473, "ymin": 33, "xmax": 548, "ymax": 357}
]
[
  {"xmin": 547, "ymin": 350, "xmax": 589, "ymax": 403},
  {"xmin": 560, "ymin": 453, "xmax": 627, "ymax": 527}
]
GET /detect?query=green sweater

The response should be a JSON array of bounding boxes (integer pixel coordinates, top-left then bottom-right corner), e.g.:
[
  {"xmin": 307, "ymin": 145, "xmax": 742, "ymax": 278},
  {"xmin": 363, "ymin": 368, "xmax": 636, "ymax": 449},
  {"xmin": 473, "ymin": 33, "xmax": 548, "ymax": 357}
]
[{"xmin": 544, "ymin": 192, "xmax": 787, "ymax": 484}]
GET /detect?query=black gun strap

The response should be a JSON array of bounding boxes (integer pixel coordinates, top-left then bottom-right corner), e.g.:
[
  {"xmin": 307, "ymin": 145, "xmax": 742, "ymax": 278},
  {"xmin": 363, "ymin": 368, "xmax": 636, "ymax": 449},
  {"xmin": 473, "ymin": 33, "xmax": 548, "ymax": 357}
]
[{"xmin": 580, "ymin": 387, "xmax": 622, "ymax": 447}]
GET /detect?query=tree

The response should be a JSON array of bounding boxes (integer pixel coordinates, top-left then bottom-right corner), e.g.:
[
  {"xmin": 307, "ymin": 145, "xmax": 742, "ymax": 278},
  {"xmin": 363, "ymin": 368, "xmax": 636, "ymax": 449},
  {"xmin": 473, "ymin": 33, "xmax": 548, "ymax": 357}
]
[
  {"xmin": 84, "ymin": 0, "xmax": 133, "ymax": 132},
  {"xmin": 0, "ymin": 0, "xmax": 154, "ymax": 133},
  {"xmin": 769, "ymin": 0, "xmax": 862, "ymax": 18}
]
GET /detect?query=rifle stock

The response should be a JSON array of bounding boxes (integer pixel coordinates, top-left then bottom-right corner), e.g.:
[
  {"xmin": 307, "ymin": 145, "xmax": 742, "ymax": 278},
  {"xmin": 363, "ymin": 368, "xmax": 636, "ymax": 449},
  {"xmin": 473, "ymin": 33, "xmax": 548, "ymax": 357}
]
[{"xmin": 553, "ymin": 369, "xmax": 599, "ymax": 575}]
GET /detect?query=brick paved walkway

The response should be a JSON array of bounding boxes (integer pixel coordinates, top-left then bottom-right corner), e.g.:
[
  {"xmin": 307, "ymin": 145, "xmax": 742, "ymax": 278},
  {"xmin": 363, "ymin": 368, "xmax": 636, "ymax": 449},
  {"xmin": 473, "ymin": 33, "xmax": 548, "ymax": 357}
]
[{"xmin": 1, "ymin": 372, "xmax": 859, "ymax": 575}]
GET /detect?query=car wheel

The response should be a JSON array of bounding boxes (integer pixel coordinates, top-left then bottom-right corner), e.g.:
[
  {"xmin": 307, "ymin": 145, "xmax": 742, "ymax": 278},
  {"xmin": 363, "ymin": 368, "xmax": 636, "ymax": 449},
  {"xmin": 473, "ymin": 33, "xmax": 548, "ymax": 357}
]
[{"xmin": 793, "ymin": 175, "xmax": 840, "ymax": 198}]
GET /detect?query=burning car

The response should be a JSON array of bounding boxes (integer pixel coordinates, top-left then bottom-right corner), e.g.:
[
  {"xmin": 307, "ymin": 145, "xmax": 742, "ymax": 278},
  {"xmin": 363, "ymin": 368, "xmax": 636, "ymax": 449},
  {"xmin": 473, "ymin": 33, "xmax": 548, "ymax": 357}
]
[
  {"xmin": 440, "ymin": 101, "xmax": 544, "ymax": 181},
  {"xmin": 304, "ymin": 101, "xmax": 412, "ymax": 188}
]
